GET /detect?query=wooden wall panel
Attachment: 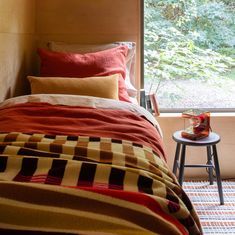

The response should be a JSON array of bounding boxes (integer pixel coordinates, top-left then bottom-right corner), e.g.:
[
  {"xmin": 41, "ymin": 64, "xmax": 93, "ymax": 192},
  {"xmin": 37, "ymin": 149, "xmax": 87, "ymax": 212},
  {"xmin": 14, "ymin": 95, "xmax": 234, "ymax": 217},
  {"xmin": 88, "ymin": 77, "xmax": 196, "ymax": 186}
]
[
  {"xmin": 35, "ymin": 0, "xmax": 141, "ymax": 88},
  {"xmin": 36, "ymin": 0, "xmax": 139, "ymax": 35},
  {"xmin": 0, "ymin": 0, "xmax": 36, "ymax": 101}
]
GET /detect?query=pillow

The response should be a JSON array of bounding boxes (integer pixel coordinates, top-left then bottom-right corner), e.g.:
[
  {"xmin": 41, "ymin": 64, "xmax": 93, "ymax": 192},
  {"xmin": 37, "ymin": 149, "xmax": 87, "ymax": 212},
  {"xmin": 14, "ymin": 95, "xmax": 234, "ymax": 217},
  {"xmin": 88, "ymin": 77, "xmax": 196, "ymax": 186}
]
[
  {"xmin": 27, "ymin": 74, "xmax": 119, "ymax": 100},
  {"xmin": 48, "ymin": 41, "xmax": 120, "ymax": 54},
  {"xmin": 37, "ymin": 46, "xmax": 131, "ymax": 102},
  {"xmin": 38, "ymin": 46, "xmax": 127, "ymax": 79},
  {"xmin": 47, "ymin": 41, "xmax": 137, "ymax": 98}
]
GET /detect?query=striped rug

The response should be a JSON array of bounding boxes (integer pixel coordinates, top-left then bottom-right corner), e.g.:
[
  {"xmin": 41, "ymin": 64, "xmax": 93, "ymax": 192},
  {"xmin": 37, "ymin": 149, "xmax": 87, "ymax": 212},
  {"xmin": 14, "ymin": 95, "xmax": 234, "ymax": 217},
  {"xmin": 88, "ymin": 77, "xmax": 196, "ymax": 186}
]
[{"xmin": 183, "ymin": 181, "xmax": 235, "ymax": 234}]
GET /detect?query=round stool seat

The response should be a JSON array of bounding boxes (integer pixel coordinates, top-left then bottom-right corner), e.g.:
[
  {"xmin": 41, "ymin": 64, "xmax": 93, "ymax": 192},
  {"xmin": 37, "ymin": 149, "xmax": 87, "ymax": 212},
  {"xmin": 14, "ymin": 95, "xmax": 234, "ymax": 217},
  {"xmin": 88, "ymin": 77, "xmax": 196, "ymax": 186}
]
[{"xmin": 173, "ymin": 131, "xmax": 220, "ymax": 146}]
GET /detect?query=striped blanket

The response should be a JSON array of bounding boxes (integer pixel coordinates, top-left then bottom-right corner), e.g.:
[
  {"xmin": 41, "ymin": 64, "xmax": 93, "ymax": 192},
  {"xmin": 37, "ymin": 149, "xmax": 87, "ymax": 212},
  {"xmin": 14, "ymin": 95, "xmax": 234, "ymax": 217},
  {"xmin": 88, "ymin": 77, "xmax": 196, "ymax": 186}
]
[{"xmin": 0, "ymin": 95, "xmax": 202, "ymax": 234}]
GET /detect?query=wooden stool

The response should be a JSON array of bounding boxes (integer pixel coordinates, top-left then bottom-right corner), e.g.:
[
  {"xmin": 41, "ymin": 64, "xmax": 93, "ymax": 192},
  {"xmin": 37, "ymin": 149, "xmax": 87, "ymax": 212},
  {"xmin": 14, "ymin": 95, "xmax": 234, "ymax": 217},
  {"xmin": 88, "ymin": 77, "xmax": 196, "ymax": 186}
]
[{"xmin": 172, "ymin": 130, "xmax": 224, "ymax": 205}]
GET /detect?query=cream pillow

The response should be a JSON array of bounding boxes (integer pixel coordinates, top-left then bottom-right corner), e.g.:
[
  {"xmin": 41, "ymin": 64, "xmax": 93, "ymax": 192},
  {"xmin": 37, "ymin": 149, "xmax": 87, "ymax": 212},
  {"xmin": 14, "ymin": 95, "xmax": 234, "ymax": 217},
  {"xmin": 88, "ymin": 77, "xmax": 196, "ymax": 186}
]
[{"xmin": 27, "ymin": 74, "xmax": 119, "ymax": 100}]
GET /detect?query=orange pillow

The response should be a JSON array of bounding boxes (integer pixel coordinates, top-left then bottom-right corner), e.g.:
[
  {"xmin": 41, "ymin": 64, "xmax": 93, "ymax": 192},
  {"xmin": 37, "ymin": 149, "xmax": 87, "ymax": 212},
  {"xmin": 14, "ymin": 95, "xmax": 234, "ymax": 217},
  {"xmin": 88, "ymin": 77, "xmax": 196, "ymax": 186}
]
[
  {"xmin": 37, "ymin": 47, "xmax": 131, "ymax": 102},
  {"xmin": 27, "ymin": 75, "xmax": 119, "ymax": 100}
]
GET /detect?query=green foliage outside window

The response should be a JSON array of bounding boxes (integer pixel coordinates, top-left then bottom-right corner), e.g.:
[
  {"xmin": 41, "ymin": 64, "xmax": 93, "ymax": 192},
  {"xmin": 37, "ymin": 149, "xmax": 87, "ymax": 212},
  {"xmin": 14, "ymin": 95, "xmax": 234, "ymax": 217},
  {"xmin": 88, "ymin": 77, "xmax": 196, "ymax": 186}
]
[{"xmin": 144, "ymin": 0, "xmax": 235, "ymax": 94}]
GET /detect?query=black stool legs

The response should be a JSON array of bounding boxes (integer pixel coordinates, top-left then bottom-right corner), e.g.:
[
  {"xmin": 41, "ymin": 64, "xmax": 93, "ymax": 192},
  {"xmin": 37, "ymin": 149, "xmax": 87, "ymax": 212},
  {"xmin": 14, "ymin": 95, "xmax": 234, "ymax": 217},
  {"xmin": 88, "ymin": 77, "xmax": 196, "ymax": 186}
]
[
  {"xmin": 212, "ymin": 145, "xmax": 224, "ymax": 205},
  {"xmin": 178, "ymin": 144, "xmax": 186, "ymax": 186},
  {"xmin": 173, "ymin": 143, "xmax": 181, "ymax": 174},
  {"xmin": 206, "ymin": 146, "xmax": 214, "ymax": 185},
  {"xmin": 173, "ymin": 143, "xmax": 224, "ymax": 205}
]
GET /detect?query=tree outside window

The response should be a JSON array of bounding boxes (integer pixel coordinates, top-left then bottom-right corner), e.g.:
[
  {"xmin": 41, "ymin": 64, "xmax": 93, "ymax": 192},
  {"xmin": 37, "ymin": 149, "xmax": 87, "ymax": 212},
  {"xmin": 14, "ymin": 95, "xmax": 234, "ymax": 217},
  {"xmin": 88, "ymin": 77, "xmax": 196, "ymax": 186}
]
[{"xmin": 144, "ymin": 0, "xmax": 235, "ymax": 111}]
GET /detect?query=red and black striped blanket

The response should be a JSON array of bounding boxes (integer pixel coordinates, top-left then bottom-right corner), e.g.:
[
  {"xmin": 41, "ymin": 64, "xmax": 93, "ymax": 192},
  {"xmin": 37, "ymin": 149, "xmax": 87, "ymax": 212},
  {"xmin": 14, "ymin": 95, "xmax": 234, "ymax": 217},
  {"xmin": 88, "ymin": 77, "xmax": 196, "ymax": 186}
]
[{"xmin": 0, "ymin": 95, "xmax": 202, "ymax": 234}]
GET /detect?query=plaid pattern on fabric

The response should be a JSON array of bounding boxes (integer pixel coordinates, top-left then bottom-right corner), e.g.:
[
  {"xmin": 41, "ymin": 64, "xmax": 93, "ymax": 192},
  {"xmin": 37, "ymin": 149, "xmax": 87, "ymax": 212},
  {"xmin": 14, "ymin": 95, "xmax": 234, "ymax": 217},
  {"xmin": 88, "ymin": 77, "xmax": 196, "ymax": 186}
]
[{"xmin": 0, "ymin": 132, "xmax": 202, "ymax": 235}]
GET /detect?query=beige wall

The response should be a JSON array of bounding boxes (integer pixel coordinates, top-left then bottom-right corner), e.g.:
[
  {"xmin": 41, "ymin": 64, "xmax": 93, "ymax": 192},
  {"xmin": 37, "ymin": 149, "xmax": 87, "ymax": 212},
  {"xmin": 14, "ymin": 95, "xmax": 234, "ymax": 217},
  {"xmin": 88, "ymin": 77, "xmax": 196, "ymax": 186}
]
[
  {"xmin": 35, "ymin": 0, "xmax": 141, "ymax": 88},
  {"xmin": 0, "ymin": 0, "xmax": 36, "ymax": 102}
]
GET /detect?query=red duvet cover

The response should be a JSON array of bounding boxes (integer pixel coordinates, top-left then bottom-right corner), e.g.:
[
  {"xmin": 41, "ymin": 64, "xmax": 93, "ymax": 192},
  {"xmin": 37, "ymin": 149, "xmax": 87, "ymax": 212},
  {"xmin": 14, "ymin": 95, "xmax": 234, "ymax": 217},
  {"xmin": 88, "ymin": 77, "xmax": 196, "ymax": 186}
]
[{"xmin": 0, "ymin": 95, "xmax": 202, "ymax": 235}]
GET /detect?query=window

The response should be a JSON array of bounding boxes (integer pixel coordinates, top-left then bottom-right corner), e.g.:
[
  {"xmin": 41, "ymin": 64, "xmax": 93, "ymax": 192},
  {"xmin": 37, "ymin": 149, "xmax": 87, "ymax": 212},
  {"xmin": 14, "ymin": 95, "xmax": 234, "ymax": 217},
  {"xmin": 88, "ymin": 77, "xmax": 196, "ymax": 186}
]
[{"xmin": 144, "ymin": 0, "xmax": 235, "ymax": 112}]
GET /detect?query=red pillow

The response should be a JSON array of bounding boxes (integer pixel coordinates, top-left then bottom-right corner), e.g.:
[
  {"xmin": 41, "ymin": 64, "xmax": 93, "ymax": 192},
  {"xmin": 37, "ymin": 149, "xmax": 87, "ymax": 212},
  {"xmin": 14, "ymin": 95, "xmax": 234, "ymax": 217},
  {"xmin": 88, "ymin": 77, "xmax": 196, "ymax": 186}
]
[{"xmin": 37, "ymin": 46, "xmax": 131, "ymax": 102}]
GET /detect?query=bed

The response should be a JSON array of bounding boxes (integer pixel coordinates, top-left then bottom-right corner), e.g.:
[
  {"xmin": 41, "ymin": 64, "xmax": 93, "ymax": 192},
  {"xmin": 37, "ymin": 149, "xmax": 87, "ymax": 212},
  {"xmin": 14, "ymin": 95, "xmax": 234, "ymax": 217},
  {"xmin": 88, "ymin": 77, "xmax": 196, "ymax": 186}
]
[{"xmin": 0, "ymin": 42, "xmax": 202, "ymax": 235}]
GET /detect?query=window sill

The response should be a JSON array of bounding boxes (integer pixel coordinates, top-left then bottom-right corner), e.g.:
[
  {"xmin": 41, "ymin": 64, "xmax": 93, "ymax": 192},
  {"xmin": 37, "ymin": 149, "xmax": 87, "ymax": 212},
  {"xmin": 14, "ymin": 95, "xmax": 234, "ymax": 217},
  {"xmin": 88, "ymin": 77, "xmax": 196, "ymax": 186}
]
[{"xmin": 157, "ymin": 112, "xmax": 235, "ymax": 118}]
